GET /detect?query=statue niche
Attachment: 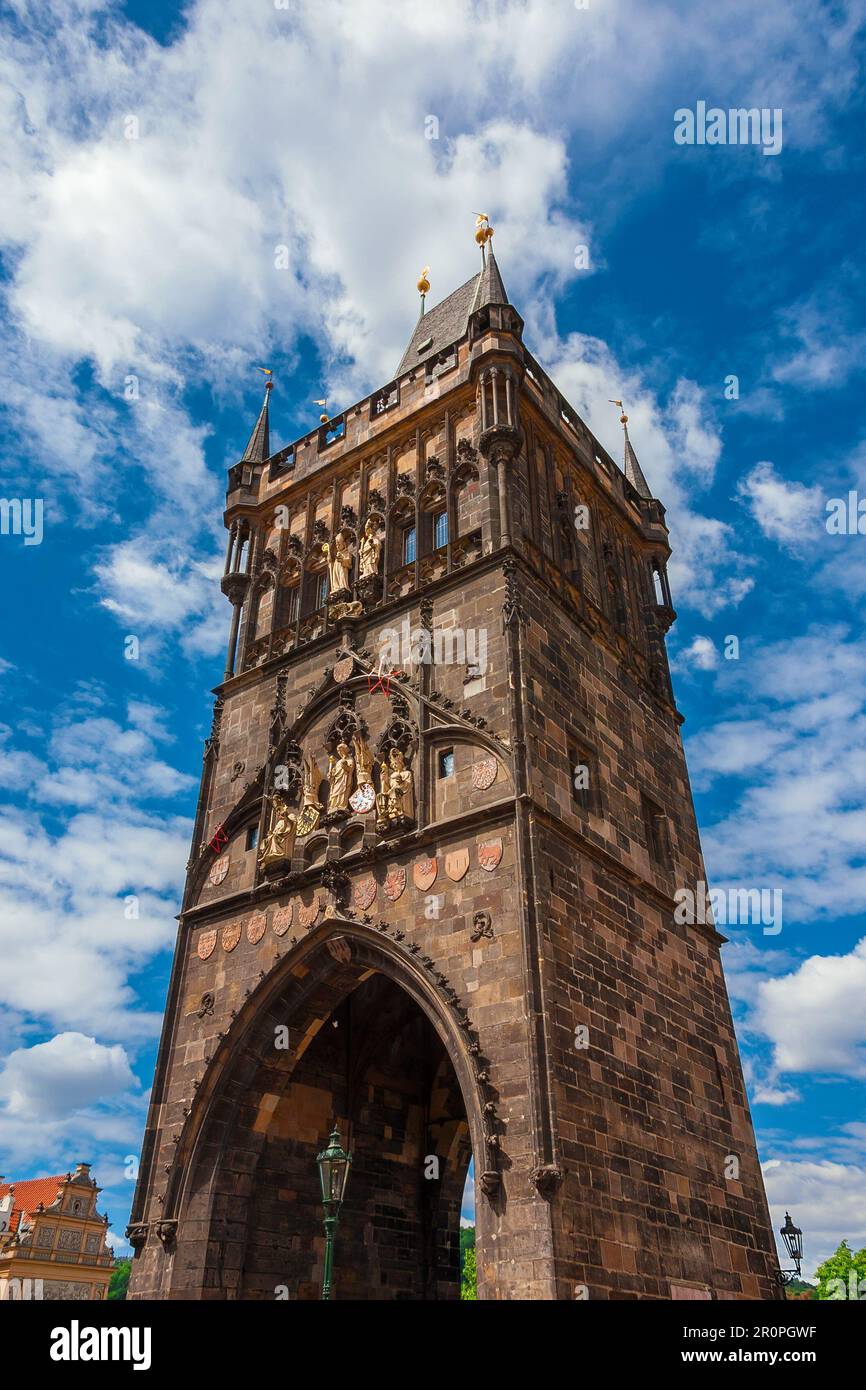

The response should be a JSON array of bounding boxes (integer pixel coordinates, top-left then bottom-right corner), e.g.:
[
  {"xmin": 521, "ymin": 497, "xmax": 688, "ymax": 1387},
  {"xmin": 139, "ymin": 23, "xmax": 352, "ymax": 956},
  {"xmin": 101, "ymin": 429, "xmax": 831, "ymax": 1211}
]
[
  {"xmin": 375, "ymin": 746, "xmax": 415, "ymax": 832},
  {"xmin": 322, "ymin": 531, "xmax": 353, "ymax": 598},
  {"xmin": 326, "ymin": 741, "xmax": 355, "ymax": 819},
  {"xmin": 357, "ymin": 517, "xmax": 383, "ymax": 606},
  {"xmin": 259, "ymin": 793, "xmax": 297, "ymax": 869}
]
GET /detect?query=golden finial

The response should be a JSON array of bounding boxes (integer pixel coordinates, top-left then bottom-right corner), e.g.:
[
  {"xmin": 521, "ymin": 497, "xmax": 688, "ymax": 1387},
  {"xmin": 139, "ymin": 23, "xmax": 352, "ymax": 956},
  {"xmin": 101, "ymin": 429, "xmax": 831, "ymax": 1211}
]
[
  {"xmin": 313, "ymin": 398, "xmax": 329, "ymax": 423},
  {"xmin": 609, "ymin": 398, "xmax": 628, "ymax": 427},
  {"xmin": 417, "ymin": 266, "xmax": 430, "ymax": 297},
  {"xmin": 475, "ymin": 212, "xmax": 494, "ymax": 249},
  {"xmin": 257, "ymin": 366, "xmax": 274, "ymax": 390}
]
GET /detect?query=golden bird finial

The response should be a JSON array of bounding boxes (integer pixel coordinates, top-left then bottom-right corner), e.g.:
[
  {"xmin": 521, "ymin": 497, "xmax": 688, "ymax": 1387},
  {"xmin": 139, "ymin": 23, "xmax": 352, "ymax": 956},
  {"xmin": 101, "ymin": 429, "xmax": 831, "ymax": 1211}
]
[
  {"xmin": 474, "ymin": 212, "xmax": 494, "ymax": 251},
  {"xmin": 417, "ymin": 266, "xmax": 430, "ymax": 296},
  {"xmin": 609, "ymin": 398, "xmax": 629, "ymax": 427},
  {"xmin": 313, "ymin": 398, "xmax": 329, "ymax": 423}
]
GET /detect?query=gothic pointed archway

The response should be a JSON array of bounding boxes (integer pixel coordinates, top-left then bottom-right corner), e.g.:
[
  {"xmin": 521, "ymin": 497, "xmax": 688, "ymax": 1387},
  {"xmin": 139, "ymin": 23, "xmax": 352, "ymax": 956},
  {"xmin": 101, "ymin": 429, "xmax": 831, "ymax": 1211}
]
[{"xmin": 164, "ymin": 923, "xmax": 484, "ymax": 1300}]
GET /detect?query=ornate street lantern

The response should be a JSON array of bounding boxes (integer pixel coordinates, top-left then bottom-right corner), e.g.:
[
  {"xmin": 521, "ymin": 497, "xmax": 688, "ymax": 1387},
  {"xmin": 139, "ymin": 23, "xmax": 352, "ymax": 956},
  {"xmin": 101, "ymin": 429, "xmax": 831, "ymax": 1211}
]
[
  {"xmin": 316, "ymin": 1125, "xmax": 352, "ymax": 1301},
  {"xmin": 778, "ymin": 1212, "xmax": 803, "ymax": 1286}
]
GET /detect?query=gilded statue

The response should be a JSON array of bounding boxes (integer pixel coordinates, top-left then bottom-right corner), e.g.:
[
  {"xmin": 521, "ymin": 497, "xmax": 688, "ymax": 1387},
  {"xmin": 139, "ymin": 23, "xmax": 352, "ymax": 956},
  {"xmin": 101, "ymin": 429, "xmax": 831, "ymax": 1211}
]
[
  {"xmin": 386, "ymin": 747, "xmax": 414, "ymax": 822},
  {"xmin": 296, "ymin": 753, "xmax": 324, "ymax": 837},
  {"xmin": 375, "ymin": 747, "xmax": 415, "ymax": 828},
  {"xmin": 375, "ymin": 756, "xmax": 391, "ymax": 830},
  {"xmin": 258, "ymin": 793, "xmax": 297, "ymax": 867},
  {"xmin": 358, "ymin": 519, "xmax": 382, "ymax": 580},
  {"xmin": 326, "ymin": 741, "xmax": 355, "ymax": 815},
  {"xmin": 352, "ymin": 732, "xmax": 375, "ymax": 787},
  {"xmin": 322, "ymin": 532, "xmax": 353, "ymax": 594}
]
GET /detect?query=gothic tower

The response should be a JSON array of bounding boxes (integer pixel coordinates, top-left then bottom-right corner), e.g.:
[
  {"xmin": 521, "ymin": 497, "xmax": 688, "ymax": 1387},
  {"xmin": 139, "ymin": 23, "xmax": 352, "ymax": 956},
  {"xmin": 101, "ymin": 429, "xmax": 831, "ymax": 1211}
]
[{"xmin": 127, "ymin": 238, "xmax": 781, "ymax": 1300}]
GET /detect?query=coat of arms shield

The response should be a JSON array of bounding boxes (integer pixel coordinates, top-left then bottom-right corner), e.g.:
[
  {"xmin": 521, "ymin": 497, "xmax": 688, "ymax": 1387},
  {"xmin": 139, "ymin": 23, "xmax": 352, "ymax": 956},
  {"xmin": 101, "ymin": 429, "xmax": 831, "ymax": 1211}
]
[
  {"xmin": 479, "ymin": 839, "xmax": 503, "ymax": 872},
  {"xmin": 384, "ymin": 867, "xmax": 407, "ymax": 901},
  {"xmin": 246, "ymin": 913, "xmax": 267, "ymax": 945},
  {"xmin": 208, "ymin": 854, "xmax": 229, "ymax": 886},
  {"xmin": 353, "ymin": 875, "xmax": 377, "ymax": 910},
  {"xmin": 445, "ymin": 848, "xmax": 470, "ymax": 882},
  {"xmin": 221, "ymin": 922, "xmax": 241, "ymax": 953},
  {"xmin": 413, "ymin": 857, "xmax": 438, "ymax": 891},
  {"xmin": 272, "ymin": 903, "xmax": 294, "ymax": 937},
  {"xmin": 197, "ymin": 929, "xmax": 217, "ymax": 961}
]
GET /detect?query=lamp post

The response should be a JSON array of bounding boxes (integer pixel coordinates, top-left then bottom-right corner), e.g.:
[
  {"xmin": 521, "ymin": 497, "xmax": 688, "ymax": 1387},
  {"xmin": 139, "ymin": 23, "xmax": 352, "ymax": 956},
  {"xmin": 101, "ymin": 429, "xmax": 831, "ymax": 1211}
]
[
  {"xmin": 316, "ymin": 1124, "xmax": 352, "ymax": 1301},
  {"xmin": 777, "ymin": 1212, "xmax": 804, "ymax": 1288}
]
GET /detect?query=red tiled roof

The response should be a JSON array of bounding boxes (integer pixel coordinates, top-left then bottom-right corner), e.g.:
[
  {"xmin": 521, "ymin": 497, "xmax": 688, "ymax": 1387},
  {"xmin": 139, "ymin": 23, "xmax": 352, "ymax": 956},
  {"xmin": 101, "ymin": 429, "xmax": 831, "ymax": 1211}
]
[{"xmin": 0, "ymin": 1175, "xmax": 66, "ymax": 1232}]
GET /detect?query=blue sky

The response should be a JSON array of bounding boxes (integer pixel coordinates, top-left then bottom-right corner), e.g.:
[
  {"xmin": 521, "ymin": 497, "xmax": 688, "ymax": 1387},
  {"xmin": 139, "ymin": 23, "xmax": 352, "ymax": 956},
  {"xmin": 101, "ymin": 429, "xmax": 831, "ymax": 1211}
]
[{"xmin": 0, "ymin": 0, "xmax": 864, "ymax": 1279}]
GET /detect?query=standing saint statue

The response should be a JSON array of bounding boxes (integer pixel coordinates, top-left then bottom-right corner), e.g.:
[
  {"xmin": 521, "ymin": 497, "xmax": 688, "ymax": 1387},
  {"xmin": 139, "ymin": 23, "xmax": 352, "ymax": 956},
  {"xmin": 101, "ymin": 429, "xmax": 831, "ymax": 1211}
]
[
  {"xmin": 386, "ymin": 747, "xmax": 415, "ymax": 823},
  {"xmin": 349, "ymin": 733, "xmax": 377, "ymax": 814},
  {"xmin": 296, "ymin": 753, "xmax": 324, "ymax": 837},
  {"xmin": 258, "ymin": 794, "xmax": 297, "ymax": 867},
  {"xmin": 358, "ymin": 520, "xmax": 382, "ymax": 580},
  {"xmin": 322, "ymin": 532, "xmax": 353, "ymax": 594},
  {"xmin": 326, "ymin": 741, "xmax": 355, "ymax": 815},
  {"xmin": 375, "ymin": 756, "xmax": 391, "ymax": 831}
]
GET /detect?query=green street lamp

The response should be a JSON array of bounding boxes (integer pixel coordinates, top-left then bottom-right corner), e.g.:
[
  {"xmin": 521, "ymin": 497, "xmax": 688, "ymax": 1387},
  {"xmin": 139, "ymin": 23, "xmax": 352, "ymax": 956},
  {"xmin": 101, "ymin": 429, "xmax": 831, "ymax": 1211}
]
[
  {"xmin": 316, "ymin": 1124, "xmax": 352, "ymax": 1301},
  {"xmin": 778, "ymin": 1212, "xmax": 804, "ymax": 1287}
]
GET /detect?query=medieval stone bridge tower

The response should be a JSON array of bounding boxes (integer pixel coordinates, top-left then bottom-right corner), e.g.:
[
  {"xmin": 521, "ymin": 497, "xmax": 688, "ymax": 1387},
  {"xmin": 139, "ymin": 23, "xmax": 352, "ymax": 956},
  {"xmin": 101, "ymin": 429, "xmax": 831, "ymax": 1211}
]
[{"xmin": 127, "ymin": 241, "xmax": 781, "ymax": 1300}]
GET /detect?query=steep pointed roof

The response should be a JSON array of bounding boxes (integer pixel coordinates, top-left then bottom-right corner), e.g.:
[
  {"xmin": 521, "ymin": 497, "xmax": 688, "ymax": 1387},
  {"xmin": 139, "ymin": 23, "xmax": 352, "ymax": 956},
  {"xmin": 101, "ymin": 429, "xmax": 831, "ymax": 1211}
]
[
  {"xmin": 240, "ymin": 382, "xmax": 272, "ymax": 464},
  {"xmin": 395, "ymin": 248, "xmax": 512, "ymax": 377},
  {"xmin": 622, "ymin": 423, "xmax": 652, "ymax": 499},
  {"xmin": 469, "ymin": 246, "xmax": 508, "ymax": 315}
]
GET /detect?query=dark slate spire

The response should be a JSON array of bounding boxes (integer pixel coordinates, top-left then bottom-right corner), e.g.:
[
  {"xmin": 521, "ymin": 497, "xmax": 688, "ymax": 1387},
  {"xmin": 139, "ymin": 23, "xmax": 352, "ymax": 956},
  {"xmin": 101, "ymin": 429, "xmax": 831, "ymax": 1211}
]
[
  {"xmin": 240, "ymin": 381, "xmax": 272, "ymax": 464},
  {"xmin": 622, "ymin": 419, "xmax": 652, "ymax": 499},
  {"xmin": 396, "ymin": 239, "xmax": 516, "ymax": 377},
  {"xmin": 469, "ymin": 244, "xmax": 508, "ymax": 315}
]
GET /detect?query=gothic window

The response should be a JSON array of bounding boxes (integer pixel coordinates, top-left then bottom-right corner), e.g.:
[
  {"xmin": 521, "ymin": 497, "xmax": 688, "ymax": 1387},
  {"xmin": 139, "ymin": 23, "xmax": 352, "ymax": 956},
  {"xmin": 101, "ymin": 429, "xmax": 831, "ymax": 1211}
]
[
  {"xmin": 284, "ymin": 585, "xmax": 299, "ymax": 625},
  {"xmin": 316, "ymin": 572, "xmax": 329, "ymax": 609},
  {"xmin": 433, "ymin": 509, "xmax": 448, "ymax": 549},
  {"xmin": 438, "ymin": 748, "xmax": 455, "ymax": 778},
  {"xmin": 641, "ymin": 793, "xmax": 671, "ymax": 870},
  {"xmin": 569, "ymin": 743, "xmax": 599, "ymax": 814},
  {"xmin": 245, "ymin": 825, "xmax": 259, "ymax": 852},
  {"xmin": 402, "ymin": 525, "xmax": 416, "ymax": 565}
]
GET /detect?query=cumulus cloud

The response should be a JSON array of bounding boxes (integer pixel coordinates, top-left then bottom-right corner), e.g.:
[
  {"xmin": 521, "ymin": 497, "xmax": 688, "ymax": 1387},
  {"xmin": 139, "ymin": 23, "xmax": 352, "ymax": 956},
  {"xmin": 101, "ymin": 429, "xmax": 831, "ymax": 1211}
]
[
  {"xmin": 736, "ymin": 461, "xmax": 823, "ymax": 546},
  {"xmin": 0, "ymin": 1032, "xmax": 136, "ymax": 1117},
  {"xmin": 753, "ymin": 938, "xmax": 866, "ymax": 1079},
  {"xmin": 687, "ymin": 628, "xmax": 866, "ymax": 920},
  {"xmin": 6, "ymin": 0, "xmax": 854, "ymax": 641},
  {"xmin": 673, "ymin": 635, "xmax": 720, "ymax": 672},
  {"xmin": 763, "ymin": 1158, "xmax": 866, "ymax": 1279},
  {"xmin": 0, "ymin": 697, "xmax": 192, "ymax": 1040}
]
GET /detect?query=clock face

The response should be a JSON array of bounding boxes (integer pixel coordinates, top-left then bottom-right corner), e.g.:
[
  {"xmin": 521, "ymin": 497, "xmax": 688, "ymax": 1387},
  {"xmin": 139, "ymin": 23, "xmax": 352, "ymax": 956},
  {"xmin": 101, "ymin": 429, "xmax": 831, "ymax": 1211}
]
[{"xmin": 350, "ymin": 783, "xmax": 376, "ymax": 814}]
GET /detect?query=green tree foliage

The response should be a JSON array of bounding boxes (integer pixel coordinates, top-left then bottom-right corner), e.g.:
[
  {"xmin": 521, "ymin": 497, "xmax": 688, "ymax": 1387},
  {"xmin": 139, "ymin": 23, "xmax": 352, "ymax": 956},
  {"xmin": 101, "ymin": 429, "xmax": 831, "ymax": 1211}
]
[
  {"xmin": 461, "ymin": 1245, "xmax": 477, "ymax": 1300},
  {"xmin": 108, "ymin": 1258, "xmax": 131, "ymax": 1301},
  {"xmin": 814, "ymin": 1240, "xmax": 866, "ymax": 1300},
  {"xmin": 460, "ymin": 1225, "xmax": 477, "ymax": 1301}
]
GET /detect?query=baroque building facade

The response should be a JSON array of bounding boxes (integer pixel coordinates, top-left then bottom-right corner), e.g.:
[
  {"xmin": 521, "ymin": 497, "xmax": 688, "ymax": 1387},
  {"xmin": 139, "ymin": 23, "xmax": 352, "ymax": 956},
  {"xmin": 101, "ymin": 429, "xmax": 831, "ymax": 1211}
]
[
  {"xmin": 128, "ymin": 243, "xmax": 781, "ymax": 1300},
  {"xmin": 0, "ymin": 1165, "xmax": 114, "ymax": 1300}
]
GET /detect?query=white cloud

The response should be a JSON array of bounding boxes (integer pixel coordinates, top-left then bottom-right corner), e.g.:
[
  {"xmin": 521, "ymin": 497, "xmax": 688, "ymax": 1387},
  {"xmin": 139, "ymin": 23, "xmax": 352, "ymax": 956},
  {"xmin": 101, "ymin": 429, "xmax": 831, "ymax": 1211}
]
[
  {"xmin": 0, "ymin": 700, "xmax": 192, "ymax": 1040},
  {"xmin": 753, "ymin": 938, "xmax": 866, "ymax": 1079},
  {"xmin": 4, "ymin": 0, "xmax": 855, "ymax": 640},
  {"xmin": 763, "ymin": 1158, "xmax": 866, "ymax": 1279},
  {"xmin": 0, "ymin": 1032, "xmax": 136, "ymax": 1117},
  {"xmin": 673, "ymin": 635, "xmax": 720, "ymax": 672},
  {"xmin": 687, "ymin": 628, "xmax": 866, "ymax": 920},
  {"xmin": 736, "ymin": 460, "xmax": 823, "ymax": 546}
]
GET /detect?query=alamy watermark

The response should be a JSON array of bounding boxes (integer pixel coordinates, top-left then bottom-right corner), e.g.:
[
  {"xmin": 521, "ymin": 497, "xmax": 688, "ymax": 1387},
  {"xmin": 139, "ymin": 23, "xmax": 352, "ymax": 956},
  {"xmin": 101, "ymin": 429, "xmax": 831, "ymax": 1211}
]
[
  {"xmin": 0, "ymin": 497, "xmax": 43, "ymax": 545},
  {"xmin": 674, "ymin": 880, "xmax": 782, "ymax": 936},
  {"xmin": 378, "ymin": 616, "xmax": 488, "ymax": 678},
  {"xmin": 674, "ymin": 102, "xmax": 783, "ymax": 157}
]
